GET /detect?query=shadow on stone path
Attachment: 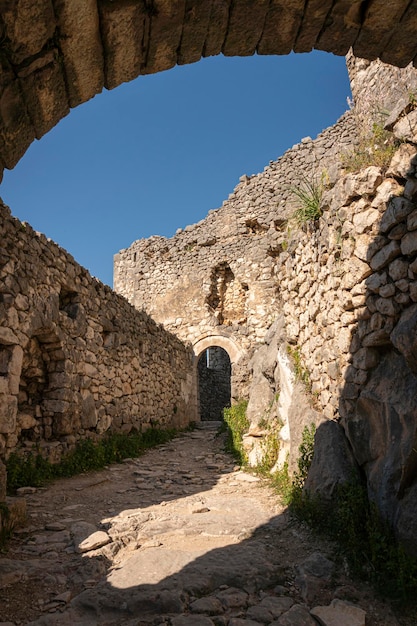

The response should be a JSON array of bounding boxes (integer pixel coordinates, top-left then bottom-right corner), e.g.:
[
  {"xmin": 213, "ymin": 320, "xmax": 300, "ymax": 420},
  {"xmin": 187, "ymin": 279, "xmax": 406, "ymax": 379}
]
[{"xmin": 0, "ymin": 423, "xmax": 409, "ymax": 626}]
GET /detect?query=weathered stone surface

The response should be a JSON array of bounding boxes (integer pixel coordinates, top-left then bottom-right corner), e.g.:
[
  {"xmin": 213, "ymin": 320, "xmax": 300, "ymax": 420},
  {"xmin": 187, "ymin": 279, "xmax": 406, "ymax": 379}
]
[
  {"xmin": 99, "ymin": 0, "xmax": 147, "ymax": 90},
  {"xmin": 352, "ymin": 0, "xmax": 411, "ymax": 61},
  {"xmin": 379, "ymin": 196, "xmax": 415, "ymax": 233},
  {"xmin": 391, "ymin": 303, "xmax": 417, "ymax": 372},
  {"xmin": 311, "ymin": 598, "xmax": 366, "ymax": 626},
  {"xmin": 18, "ymin": 53, "xmax": 69, "ymax": 139},
  {"xmin": 370, "ymin": 240, "xmax": 401, "ymax": 271},
  {"xmin": 317, "ymin": 0, "xmax": 363, "ymax": 56},
  {"xmin": 401, "ymin": 230, "xmax": 417, "ymax": 255},
  {"xmin": 346, "ymin": 351, "xmax": 417, "ymax": 528},
  {"xmin": 304, "ymin": 421, "xmax": 359, "ymax": 498},
  {"xmin": 78, "ymin": 530, "xmax": 110, "ymax": 554},
  {"xmin": 177, "ymin": 2, "xmax": 213, "ymax": 65},
  {"xmin": 258, "ymin": 0, "xmax": 304, "ymax": 55},
  {"xmin": 1, "ymin": 0, "xmax": 56, "ymax": 65},
  {"xmin": 54, "ymin": 0, "xmax": 104, "ymax": 106},
  {"xmin": 0, "ymin": 395, "xmax": 17, "ymax": 434},
  {"xmin": 294, "ymin": 0, "xmax": 332, "ymax": 53},
  {"xmin": 387, "ymin": 142, "xmax": 417, "ymax": 179},
  {"xmin": 272, "ymin": 603, "xmax": 318, "ymax": 625},
  {"xmin": 0, "ymin": 3, "xmax": 417, "ymax": 169},
  {"xmin": 141, "ymin": 0, "xmax": 186, "ymax": 74},
  {"xmin": 223, "ymin": 0, "xmax": 269, "ymax": 57}
]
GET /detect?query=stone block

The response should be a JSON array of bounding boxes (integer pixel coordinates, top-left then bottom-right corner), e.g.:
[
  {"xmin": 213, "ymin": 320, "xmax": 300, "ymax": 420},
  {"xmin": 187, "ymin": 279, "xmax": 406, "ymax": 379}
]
[
  {"xmin": 54, "ymin": 0, "xmax": 104, "ymax": 107},
  {"xmin": 355, "ymin": 1, "xmax": 407, "ymax": 58},
  {"xmin": 99, "ymin": 0, "xmax": 147, "ymax": 90},
  {"xmin": 381, "ymin": 2, "xmax": 417, "ymax": 68},
  {"xmin": 203, "ymin": 0, "xmax": 232, "ymax": 57},
  {"xmin": 177, "ymin": 1, "xmax": 213, "ymax": 64},
  {"xmin": 311, "ymin": 598, "xmax": 366, "ymax": 626},
  {"xmin": 223, "ymin": 0, "xmax": 269, "ymax": 56},
  {"xmin": 258, "ymin": 0, "xmax": 304, "ymax": 55},
  {"xmin": 317, "ymin": 0, "xmax": 362, "ymax": 56},
  {"xmin": 0, "ymin": 328, "xmax": 19, "ymax": 346},
  {"xmin": 140, "ymin": 0, "xmax": 186, "ymax": 74},
  {"xmin": 1, "ymin": 0, "xmax": 56, "ymax": 65},
  {"xmin": 0, "ymin": 395, "xmax": 17, "ymax": 434},
  {"xmin": 370, "ymin": 240, "xmax": 401, "ymax": 271},
  {"xmin": 386, "ymin": 142, "xmax": 416, "ymax": 179},
  {"xmin": 401, "ymin": 230, "xmax": 417, "ymax": 256},
  {"xmin": 384, "ymin": 198, "xmax": 414, "ymax": 235},
  {"xmin": 18, "ymin": 52, "xmax": 70, "ymax": 139},
  {"xmin": 393, "ymin": 109, "xmax": 417, "ymax": 143},
  {"xmin": 389, "ymin": 258, "xmax": 409, "ymax": 281},
  {"xmin": 352, "ymin": 347, "xmax": 379, "ymax": 371},
  {"xmin": 0, "ymin": 65, "xmax": 36, "ymax": 169},
  {"xmin": 391, "ymin": 303, "xmax": 417, "ymax": 373},
  {"xmin": 294, "ymin": 0, "xmax": 332, "ymax": 53}
]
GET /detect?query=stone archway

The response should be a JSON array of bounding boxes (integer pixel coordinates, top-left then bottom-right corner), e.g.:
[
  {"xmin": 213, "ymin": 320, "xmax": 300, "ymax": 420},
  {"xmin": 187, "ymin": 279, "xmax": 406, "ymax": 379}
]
[
  {"xmin": 0, "ymin": 2, "xmax": 416, "ymax": 180},
  {"xmin": 197, "ymin": 346, "xmax": 231, "ymax": 421},
  {"xmin": 192, "ymin": 334, "xmax": 245, "ymax": 421}
]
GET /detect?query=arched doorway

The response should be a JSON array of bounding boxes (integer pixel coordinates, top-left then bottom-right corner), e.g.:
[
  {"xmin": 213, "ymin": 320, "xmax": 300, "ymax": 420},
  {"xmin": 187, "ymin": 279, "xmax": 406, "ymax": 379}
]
[{"xmin": 197, "ymin": 346, "xmax": 231, "ymax": 421}]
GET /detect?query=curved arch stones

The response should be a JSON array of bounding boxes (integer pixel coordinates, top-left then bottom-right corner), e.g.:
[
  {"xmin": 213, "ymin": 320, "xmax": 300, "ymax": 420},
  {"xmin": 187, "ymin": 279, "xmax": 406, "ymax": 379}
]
[
  {"xmin": 192, "ymin": 334, "xmax": 244, "ymax": 365},
  {"xmin": 0, "ymin": 0, "xmax": 416, "ymax": 178}
]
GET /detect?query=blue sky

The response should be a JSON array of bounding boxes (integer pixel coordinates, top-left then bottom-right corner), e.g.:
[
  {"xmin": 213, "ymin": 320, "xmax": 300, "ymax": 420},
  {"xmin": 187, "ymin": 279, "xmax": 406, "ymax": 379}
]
[{"xmin": 0, "ymin": 51, "xmax": 351, "ymax": 287}]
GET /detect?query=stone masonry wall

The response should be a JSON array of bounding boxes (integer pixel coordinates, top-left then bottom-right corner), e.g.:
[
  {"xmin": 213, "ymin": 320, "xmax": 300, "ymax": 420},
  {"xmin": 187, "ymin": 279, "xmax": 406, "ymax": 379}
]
[
  {"xmin": 114, "ymin": 57, "xmax": 417, "ymax": 553},
  {"xmin": 114, "ymin": 110, "xmax": 358, "ymax": 394},
  {"xmin": 0, "ymin": 201, "xmax": 196, "ymax": 474}
]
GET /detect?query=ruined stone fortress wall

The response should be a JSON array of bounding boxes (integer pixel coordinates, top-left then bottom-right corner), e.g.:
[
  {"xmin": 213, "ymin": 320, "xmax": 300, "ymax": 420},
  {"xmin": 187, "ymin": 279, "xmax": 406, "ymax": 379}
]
[
  {"xmin": 114, "ymin": 57, "xmax": 417, "ymax": 552},
  {"xmin": 114, "ymin": 55, "xmax": 417, "ymax": 413},
  {"xmin": 0, "ymin": 201, "xmax": 196, "ymax": 473},
  {"xmin": 114, "ymin": 109, "xmax": 358, "ymax": 401}
]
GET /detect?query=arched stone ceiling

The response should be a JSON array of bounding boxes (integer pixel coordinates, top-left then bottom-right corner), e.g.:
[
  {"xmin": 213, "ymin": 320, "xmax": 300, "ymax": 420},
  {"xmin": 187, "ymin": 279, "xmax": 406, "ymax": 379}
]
[{"xmin": 0, "ymin": 0, "xmax": 416, "ymax": 180}]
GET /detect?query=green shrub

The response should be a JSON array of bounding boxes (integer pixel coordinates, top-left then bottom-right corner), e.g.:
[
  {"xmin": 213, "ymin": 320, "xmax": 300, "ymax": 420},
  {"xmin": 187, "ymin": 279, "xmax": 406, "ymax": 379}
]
[
  {"xmin": 290, "ymin": 176, "xmax": 324, "ymax": 225},
  {"xmin": 286, "ymin": 345, "xmax": 311, "ymax": 391},
  {"xmin": 6, "ymin": 427, "xmax": 177, "ymax": 493},
  {"xmin": 223, "ymin": 400, "xmax": 249, "ymax": 465},
  {"xmin": 341, "ymin": 121, "xmax": 399, "ymax": 173}
]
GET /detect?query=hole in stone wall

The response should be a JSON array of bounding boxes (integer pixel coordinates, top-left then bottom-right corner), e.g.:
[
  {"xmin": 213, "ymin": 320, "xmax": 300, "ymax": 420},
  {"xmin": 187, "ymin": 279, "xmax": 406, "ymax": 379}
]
[
  {"xmin": 198, "ymin": 346, "xmax": 231, "ymax": 421},
  {"xmin": 59, "ymin": 287, "xmax": 79, "ymax": 320},
  {"xmin": 245, "ymin": 219, "xmax": 268, "ymax": 234},
  {"xmin": 206, "ymin": 262, "xmax": 247, "ymax": 326}
]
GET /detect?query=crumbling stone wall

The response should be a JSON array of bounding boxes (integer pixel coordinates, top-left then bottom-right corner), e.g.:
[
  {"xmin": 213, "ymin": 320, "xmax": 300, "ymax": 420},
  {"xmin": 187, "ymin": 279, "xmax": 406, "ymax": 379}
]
[
  {"xmin": 0, "ymin": 201, "xmax": 196, "ymax": 469},
  {"xmin": 115, "ymin": 57, "xmax": 417, "ymax": 552},
  {"xmin": 114, "ymin": 110, "xmax": 359, "ymax": 406}
]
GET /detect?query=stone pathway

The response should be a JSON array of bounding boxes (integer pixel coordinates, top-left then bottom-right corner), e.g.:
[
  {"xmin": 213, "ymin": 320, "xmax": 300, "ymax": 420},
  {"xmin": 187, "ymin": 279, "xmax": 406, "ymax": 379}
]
[{"xmin": 0, "ymin": 423, "xmax": 409, "ymax": 625}]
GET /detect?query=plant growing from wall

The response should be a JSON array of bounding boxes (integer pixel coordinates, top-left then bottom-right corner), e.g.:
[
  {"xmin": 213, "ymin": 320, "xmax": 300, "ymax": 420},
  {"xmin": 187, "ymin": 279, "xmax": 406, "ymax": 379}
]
[
  {"xmin": 286, "ymin": 345, "xmax": 311, "ymax": 391},
  {"xmin": 223, "ymin": 399, "xmax": 249, "ymax": 465},
  {"xmin": 340, "ymin": 100, "xmax": 400, "ymax": 173},
  {"xmin": 290, "ymin": 174, "xmax": 325, "ymax": 225}
]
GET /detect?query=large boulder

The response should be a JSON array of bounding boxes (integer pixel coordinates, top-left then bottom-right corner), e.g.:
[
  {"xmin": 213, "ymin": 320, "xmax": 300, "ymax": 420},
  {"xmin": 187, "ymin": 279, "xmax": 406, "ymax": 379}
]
[
  {"xmin": 344, "ymin": 350, "xmax": 417, "ymax": 552},
  {"xmin": 304, "ymin": 421, "xmax": 360, "ymax": 498}
]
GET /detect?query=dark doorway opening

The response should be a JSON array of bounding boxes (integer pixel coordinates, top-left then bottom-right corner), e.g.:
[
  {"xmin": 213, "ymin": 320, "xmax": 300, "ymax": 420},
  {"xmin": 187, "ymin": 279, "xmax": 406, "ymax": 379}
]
[{"xmin": 197, "ymin": 346, "xmax": 231, "ymax": 421}]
